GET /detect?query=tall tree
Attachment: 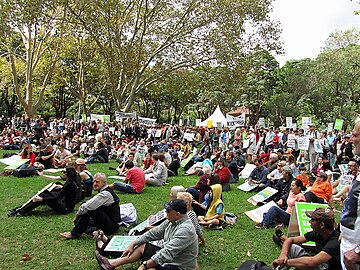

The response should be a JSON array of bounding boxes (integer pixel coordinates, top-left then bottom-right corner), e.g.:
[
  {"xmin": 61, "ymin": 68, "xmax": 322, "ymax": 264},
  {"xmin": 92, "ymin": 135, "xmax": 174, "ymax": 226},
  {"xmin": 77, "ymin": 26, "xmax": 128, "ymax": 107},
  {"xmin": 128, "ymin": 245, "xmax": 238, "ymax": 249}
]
[
  {"xmin": 0, "ymin": 0, "xmax": 65, "ymax": 117},
  {"xmin": 66, "ymin": 0, "xmax": 281, "ymax": 112}
]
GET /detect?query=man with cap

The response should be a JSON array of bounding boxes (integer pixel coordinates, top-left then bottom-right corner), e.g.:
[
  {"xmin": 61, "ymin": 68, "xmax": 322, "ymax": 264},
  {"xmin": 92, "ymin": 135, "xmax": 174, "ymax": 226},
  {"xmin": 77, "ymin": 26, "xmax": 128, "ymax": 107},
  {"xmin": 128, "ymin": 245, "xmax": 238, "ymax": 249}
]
[
  {"xmin": 340, "ymin": 120, "xmax": 360, "ymax": 270},
  {"xmin": 95, "ymin": 199, "xmax": 198, "ymax": 270},
  {"xmin": 272, "ymin": 208, "xmax": 341, "ymax": 269}
]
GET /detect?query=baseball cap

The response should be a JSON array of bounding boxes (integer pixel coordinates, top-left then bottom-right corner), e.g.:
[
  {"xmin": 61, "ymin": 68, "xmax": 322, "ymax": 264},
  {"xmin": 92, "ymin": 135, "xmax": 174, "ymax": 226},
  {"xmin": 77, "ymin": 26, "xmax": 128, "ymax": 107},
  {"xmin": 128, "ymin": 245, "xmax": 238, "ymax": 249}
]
[
  {"xmin": 164, "ymin": 199, "xmax": 187, "ymax": 214},
  {"xmin": 305, "ymin": 208, "xmax": 334, "ymax": 226}
]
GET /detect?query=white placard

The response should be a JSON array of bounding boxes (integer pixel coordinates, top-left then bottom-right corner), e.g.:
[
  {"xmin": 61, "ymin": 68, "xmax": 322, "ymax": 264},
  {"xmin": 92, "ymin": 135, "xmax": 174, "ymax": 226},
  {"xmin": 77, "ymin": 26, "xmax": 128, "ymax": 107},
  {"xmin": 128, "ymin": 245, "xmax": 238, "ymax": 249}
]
[
  {"xmin": 195, "ymin": 119, "xmax": 201, "ymax": 126},
  {"xmin": 183, "ymin": 132, "xmax": 195, "ymax": 141},
  {"xmin": 298, "ymin": 136, "xmax": 310, "ymax": 150},
  {"xmin": 258, "ymin": 117, "xmax": 265, "ymax": 128},
  {"xmin": 155, "ymin": 129, "xmax": 162, "ymax": 138},
  {"xmin": 286, "ymin": 117, "xmax": 292, "ymax": 128},
  {"xmin": 314, "ymin": 139, "xmax": 323, "ymax": 153},
  {"xmin": 138, "ymin": 117, "xmax": 157, "ymax": 126},
  {"xmin": 328, "ymin": 123, "xmax": 334, "ymax": 132}
]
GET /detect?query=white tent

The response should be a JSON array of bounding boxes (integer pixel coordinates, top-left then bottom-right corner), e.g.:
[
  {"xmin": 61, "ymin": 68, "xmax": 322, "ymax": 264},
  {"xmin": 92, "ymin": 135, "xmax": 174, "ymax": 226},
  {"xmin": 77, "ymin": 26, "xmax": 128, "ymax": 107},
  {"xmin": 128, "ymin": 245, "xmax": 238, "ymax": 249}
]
[{"xmin": 196, "ymin": 105, "xmax": 228, "ymax": 127}]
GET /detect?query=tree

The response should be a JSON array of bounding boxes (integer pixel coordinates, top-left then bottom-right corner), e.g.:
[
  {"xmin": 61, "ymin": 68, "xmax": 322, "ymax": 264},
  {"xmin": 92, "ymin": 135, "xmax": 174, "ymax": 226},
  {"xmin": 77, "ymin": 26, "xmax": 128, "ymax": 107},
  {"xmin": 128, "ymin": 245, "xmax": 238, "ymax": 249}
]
[
  {"xmin": 66, "ymin": 0, "xmax": 281, "ymax": 112},
  {"xmin": 0, "ymin": 0, "xmax": 65, "ymax": 117}
]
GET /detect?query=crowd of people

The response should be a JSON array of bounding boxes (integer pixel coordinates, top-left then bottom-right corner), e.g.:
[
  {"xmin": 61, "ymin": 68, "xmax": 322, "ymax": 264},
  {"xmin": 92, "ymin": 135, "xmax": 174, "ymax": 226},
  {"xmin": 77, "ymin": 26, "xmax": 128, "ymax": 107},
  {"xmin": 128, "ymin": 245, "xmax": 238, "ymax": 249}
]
[{"xmin": 1, "ymin": 115, "xmax": 360, "ymax": 269}]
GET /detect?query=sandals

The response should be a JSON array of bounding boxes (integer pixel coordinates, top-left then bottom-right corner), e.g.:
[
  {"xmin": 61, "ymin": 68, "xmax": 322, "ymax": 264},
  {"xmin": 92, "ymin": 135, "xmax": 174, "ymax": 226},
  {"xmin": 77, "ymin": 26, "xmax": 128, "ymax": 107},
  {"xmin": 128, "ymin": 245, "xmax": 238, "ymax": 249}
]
[{"xmin": 94, "ymin": 230, "xmax": 109, "ymax": 253}]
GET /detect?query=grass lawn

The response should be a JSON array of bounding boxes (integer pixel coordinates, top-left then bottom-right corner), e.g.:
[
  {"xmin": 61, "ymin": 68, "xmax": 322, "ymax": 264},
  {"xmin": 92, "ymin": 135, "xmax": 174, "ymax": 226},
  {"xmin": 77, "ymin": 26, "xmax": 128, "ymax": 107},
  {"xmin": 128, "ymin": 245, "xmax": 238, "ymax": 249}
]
[{"xmin": 0, "ymin": 151, "xmax": 339, "ymax": 270}]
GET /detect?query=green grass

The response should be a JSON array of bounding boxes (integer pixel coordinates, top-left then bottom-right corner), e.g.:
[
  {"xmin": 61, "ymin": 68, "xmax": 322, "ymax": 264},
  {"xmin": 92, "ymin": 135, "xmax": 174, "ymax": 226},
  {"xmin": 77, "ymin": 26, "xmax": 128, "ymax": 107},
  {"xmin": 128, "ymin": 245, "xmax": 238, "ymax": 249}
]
[{"xmin": 0, "ymin": 151, "xmax": 339, "ymax": 269}]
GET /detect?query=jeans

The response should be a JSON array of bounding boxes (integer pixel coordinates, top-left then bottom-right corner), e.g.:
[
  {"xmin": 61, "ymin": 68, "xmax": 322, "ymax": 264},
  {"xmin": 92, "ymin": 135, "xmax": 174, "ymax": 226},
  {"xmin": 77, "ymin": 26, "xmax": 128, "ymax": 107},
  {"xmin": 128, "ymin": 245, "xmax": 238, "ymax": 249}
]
[
  {"xmin": 113, "ymin": 181, "xmax": 137, "ymax": 194},
  {"xmin": 187, "ymin": 187, "xmax": 200, "ymax": 202},
  {"xmin": 263, "ymin": 206, "xmax": 290, "ymax": 227}
]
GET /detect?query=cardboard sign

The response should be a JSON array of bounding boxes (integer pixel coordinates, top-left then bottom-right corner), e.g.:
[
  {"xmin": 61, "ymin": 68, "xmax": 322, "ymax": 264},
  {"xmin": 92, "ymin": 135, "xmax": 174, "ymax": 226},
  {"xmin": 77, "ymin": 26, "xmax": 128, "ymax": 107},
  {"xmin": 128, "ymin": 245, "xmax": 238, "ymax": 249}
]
[
  {"xmin": 286, "ymin": 117, "xmax": 293, "ymax": 128},
  {"xmin": 237, "ymin": 182, "xmax": 258, "ymax": 192},
  {"xmin": 247, "ymin": 187, "xmax": 279, "ymax": 206},
  {"xmin": 104, "ymin": 236, "xmax": 138, "ymax": 252},
  {"xmin": 239, "ymin": 164, "xmax": 256, "ymax": 178},
  {"xmin": 244, "ymin": 201, "xmax": 278, "ymax": 224},
  {"xmin": 287, "ymin": 202, "xmax": 328, "ymax": 246},
  {"xmin": 180, "ymin": 153, "xmax": 194, "ymax": 168},
  {"xmin": 334, "ymin": 119, "xmax": 344, "ymax": 130},
  {"xmin": 287, "ymin": 133, "xmax": 296, "ymax": 149},
  {"xmin": 298, "ymin": 136, "xmax": 310, "ymax": 150},
  {"xmin": 314, "ymin": 139, "xmax": 323, "ymax": 153},
  {"xmin": 258, "ymin": 117, "xmax": 265, "ymax": 128},
  {"xmin": 4, "ymin": 159, "xmax": 30, "ymax": 170}
]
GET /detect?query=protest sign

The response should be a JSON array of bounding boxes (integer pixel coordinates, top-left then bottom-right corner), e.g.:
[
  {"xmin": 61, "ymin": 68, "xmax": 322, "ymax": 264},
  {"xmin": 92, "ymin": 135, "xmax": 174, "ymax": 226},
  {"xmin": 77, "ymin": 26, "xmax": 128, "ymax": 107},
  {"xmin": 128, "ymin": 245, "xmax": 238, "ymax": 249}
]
[
  {"xmin": 183, "ymin": 132, "xmax": 195, "ymax": 142},
  {"xmin": 247, "ymin": 187, "xmax": 278, "ymax": 206},
  {"xmin": 237, "ymin": 182, "xmax": 258, "ymax": 192},
  {"xmin": 328, "ymin": 122, "xmax": 334, "ymax": 132},
  {"xmin": 286, "ymin": 117, "xmax": 292, "ymax": 128},
  {"xmin": 90, "ymin": 114, "xmax": 110, "ymax": 122},
  {"xmin": 298, "ymin": 136, "xmax": 310, "ymax": 150},
  {"xmin": 195, "ymin": 119, "xmax": 201, "ymax": 126},
  {"xmin": 104, "ymin": 236, "xmax": 138, "ymax": 253},
  {"xmin": 287, "ymin": 202, "xmax": 327, "ymax": 246},
  {"xmin": 287, "ymin": 133, "xmax": 296, "ymax": 149},
  {"xmin": 226, "ymin": 113, "xmax": 245, "ymax": 127},
  {"xmin": 258, "ymin": 117, "xmax": 265, "ymax": 128},
  {"xmin": 239, "ymin": 164, "xmax": 256, "ymax": 178},
  {"xmin": 314, "ymin": 139, "xmax": 323, "ymax": 153},
  {"xmin": 138, "ymin": 117, "xmax": 157, "ymax": 126},
  {"xmin": 244, "ymin": 201, "xmax": 278, "ymax": 224},
  {"xmin": 334, "ymin": 119, "xmax": 344, "ymax": 130},
  {"xmin": 206, "ymin": 120, "xmax": 213, "ymax": 128},
  {"xmin": 155, "ymin": 129, "xmax": 162, "ymax": 138}
]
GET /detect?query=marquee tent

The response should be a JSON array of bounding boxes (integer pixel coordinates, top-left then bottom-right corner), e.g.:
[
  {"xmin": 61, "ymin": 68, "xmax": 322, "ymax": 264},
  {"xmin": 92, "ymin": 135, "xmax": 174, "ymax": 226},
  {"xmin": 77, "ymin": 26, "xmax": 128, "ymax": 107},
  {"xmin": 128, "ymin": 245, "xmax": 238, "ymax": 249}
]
[{"xmin": 196, "ymin": 105, "xmax": 228, "ymax": 127}]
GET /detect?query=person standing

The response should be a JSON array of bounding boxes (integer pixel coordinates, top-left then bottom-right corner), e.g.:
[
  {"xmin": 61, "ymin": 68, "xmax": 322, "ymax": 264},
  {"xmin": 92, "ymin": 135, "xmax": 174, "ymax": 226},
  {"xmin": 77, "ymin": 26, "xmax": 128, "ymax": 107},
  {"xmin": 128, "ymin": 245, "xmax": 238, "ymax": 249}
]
[{"xmin": 340, "ymin": 120, "xmax": 360, "ymax": 270}]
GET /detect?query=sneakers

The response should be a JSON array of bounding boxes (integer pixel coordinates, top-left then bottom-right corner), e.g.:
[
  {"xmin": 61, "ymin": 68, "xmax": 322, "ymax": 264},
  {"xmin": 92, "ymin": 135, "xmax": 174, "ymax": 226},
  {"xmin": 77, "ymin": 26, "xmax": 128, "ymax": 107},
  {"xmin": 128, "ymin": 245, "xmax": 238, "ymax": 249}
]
[{"xmin": 255, "ymin": 223, "xmax": 268, "ymax": 229}]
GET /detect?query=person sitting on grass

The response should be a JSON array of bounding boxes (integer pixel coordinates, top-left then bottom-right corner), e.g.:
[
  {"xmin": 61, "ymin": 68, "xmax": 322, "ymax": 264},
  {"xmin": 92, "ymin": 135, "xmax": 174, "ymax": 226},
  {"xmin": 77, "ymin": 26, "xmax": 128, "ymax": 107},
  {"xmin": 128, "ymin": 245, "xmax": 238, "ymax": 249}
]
[
  {"xmin": 75, "ymin": 158, "xmax": 93, "ymax": 197},
  {"xmin": 95, "ymin": 199, "xmax": 198, "ymax": 270},
  {"xmin": 255, "ymin": 179, "xmax": 306, "ymax": 229},
  {"xmin": 186, "ymin": 165, "xmax": 212, "ymax": 204},
  {"xmin": 198, "ymin": 183, "xmax": 225, "ymax": 228},
  {"xmin": 110, "ymin": 160, "xmax": 145, "ymax": 194},
  {"xmin": 305, "ymin": 172, "xmax": 334, "ymax": 209},
  {"xmin": 169, "ymin": 185, "xmax": 185, "ymax": 200},
  {"xmin": 272, "ymin": 208, "xmax": 341, "ymax": 270},
  {"xmin": 296, "ymin": 165, "xmax": 311, "ymax": 188},
  {"xmin": 214, "ymin": 157, "xmax": 231, "ymax": 191},
  {"xmin": 60, "ymin": 173, "xmax": 120, "ymax": 239},
  {"xmin": 8, "ymin": 167, "xmax": 81, "ymax": 217},
  {"xmin": 144, "ymin": 153, "xmax": 168, "ymax": 186},
  {"xmin": 86, "ymin": 142, "xmax": 109, "ymax": 163}
]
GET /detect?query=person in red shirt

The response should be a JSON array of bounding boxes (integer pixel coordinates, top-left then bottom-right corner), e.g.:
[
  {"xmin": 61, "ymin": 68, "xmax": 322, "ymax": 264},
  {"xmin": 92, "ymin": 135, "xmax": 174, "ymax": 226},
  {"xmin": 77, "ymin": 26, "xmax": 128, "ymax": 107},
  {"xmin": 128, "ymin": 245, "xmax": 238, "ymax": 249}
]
[
  {"xmin": 215, "ymin": 158, "xmax": 231, "ymax": 191},
  {"xmin": 19, "ymin": 146, "xmax": 37, "ymax": 168},
  {"xmin": 110, "ymin": 160, "xmax": 145, "ymax": 194}
]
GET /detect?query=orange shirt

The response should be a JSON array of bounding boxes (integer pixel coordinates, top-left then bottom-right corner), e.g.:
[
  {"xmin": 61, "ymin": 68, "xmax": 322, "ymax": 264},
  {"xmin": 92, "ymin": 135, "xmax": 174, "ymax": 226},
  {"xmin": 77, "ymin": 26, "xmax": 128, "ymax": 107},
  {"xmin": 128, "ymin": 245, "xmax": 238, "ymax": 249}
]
[
  {"xmin": 296, "ymin": 174, "xmax": 310, "ymax": 187},
  {"xmin": 310, "ymin": 180, "xmax": 332, "ymax": 202}
]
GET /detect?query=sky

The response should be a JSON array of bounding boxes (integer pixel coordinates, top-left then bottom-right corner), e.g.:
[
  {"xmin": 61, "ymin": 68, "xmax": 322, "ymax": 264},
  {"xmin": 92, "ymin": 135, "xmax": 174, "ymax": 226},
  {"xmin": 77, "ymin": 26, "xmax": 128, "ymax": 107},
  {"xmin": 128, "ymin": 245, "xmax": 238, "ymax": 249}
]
[{"xmin": 271, "ymin": 0, "xmax": 360, "ymax": 66}]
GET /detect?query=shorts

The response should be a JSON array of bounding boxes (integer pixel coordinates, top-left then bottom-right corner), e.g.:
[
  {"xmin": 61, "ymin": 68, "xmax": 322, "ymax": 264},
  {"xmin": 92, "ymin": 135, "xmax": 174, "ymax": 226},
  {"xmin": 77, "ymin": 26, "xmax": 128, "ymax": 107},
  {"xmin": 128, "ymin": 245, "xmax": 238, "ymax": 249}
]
[{"xmin": 142, "ymin": 243, "xmax": 180, "ymax": 270}]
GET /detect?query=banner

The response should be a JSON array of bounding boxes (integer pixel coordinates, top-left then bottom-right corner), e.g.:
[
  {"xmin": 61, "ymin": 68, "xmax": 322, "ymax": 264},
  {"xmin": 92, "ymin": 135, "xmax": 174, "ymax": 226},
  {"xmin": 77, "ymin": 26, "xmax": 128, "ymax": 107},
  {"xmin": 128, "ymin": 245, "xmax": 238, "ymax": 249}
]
[
  {"xmin": 298, "ymin": 136, "xmax": 310, "ymax": 150},
  {"xmin": 334, "ymin": 119, "xmax": 344, "ymax": 130},
  {"xmin": 138, "ymin": 117, "xmax": 157, "ymax": 126},
  {"xmin": 115, "ymin": 111, "xmax": 136, "ymax": 121},
  {"xmin": 286, "ymin": 117, "xmax": 293, "ymax": 128},
  {"xmin": 226, "ymin": 113, "xmax": 245, "ymax": 127},
  {"xmin": 90, "ymin": 114, "xmax": 110, "ymax": 122}
]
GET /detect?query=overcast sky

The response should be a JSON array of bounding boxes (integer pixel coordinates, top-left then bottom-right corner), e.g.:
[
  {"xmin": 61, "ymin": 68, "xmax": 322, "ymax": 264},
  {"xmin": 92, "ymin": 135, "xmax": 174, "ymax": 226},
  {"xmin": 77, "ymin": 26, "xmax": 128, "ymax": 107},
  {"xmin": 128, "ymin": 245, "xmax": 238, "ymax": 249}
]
[{"xmin": 271, "ymin": 0, "xmax": 360, "ymax": 66}]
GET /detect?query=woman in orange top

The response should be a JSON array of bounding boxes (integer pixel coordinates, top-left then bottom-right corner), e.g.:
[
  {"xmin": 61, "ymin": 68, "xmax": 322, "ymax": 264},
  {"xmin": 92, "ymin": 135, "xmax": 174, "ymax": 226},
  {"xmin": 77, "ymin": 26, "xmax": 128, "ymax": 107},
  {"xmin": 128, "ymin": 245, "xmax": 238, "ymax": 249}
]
[{"xmin": 304, "ymin": 172, "xmax": 334, "ymax": 208}]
